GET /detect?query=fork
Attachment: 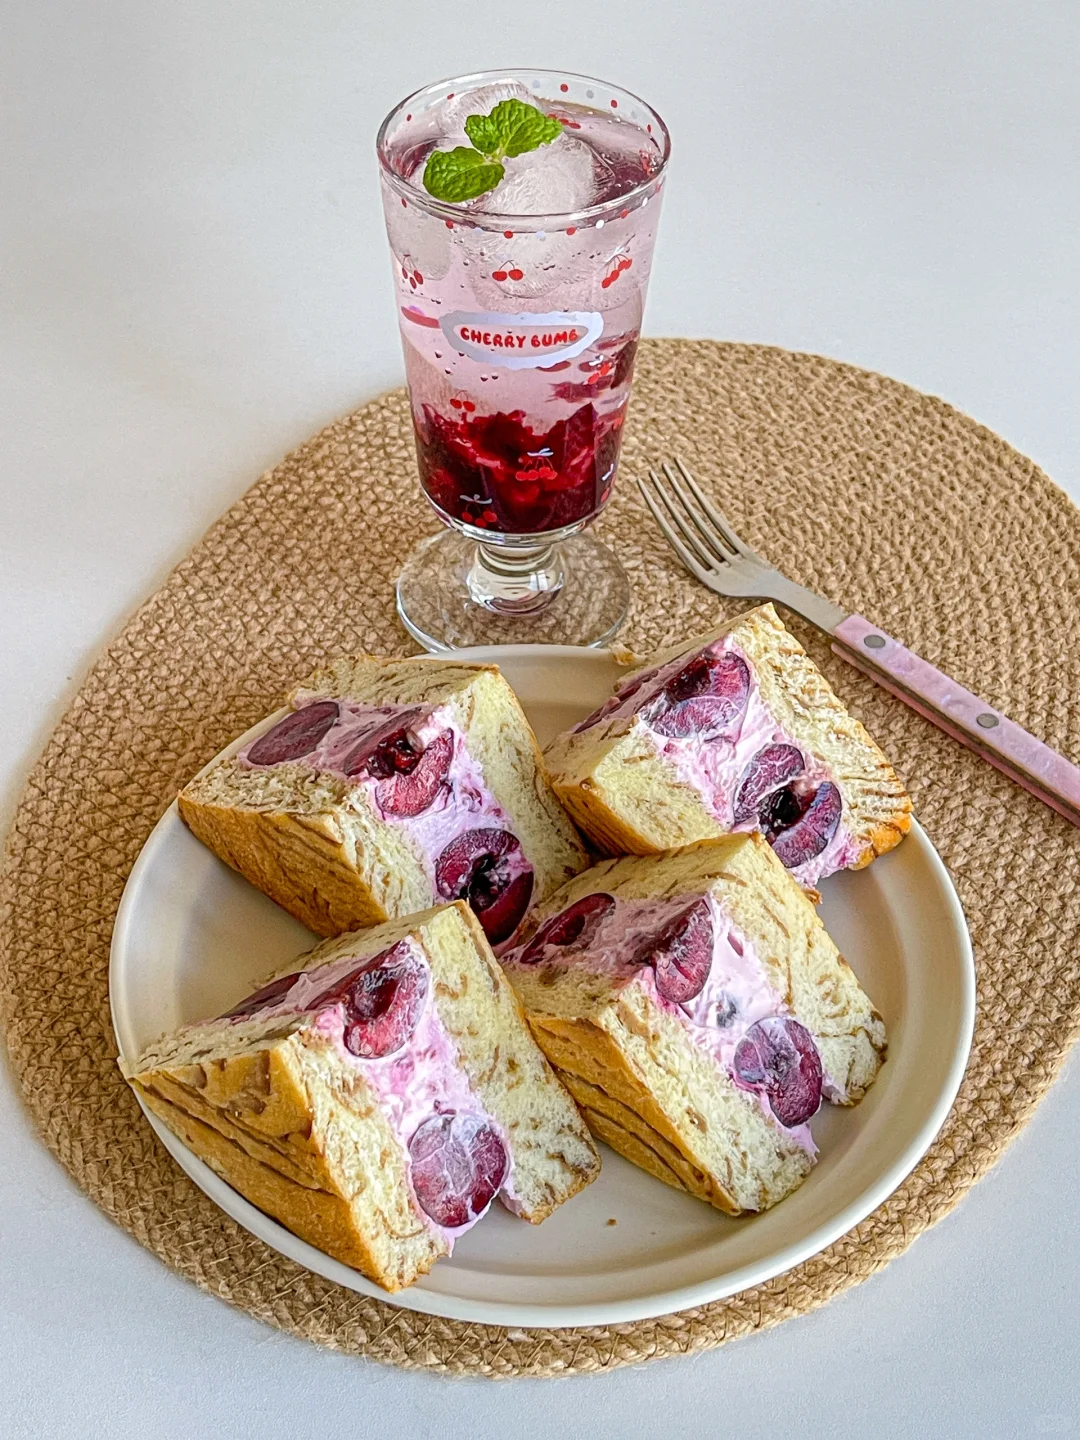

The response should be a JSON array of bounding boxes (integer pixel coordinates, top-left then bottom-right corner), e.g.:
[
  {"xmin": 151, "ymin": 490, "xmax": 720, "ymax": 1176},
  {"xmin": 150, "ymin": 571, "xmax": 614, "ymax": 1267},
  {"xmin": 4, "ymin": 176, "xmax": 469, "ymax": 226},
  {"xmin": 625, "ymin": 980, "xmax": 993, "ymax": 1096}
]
[{"xmin": 637, "ymin": 458, "xmax": 1080, "ymax": 829}]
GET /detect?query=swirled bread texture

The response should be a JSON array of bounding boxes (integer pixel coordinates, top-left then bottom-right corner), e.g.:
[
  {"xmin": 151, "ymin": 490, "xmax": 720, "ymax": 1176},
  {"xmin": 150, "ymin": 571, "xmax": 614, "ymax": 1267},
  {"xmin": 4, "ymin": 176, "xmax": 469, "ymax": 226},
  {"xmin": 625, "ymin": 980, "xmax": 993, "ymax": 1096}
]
[
  {"xmin": 503, "ymin": 836, "xmax": 886, "ymax": 1216},
  {"xmin": 122, "ymin": 902, "xmax": 599, "ymax": 1292},
  {"xmin": 179, "ymin": 655, "xmax": 589, "ymax": 946}
]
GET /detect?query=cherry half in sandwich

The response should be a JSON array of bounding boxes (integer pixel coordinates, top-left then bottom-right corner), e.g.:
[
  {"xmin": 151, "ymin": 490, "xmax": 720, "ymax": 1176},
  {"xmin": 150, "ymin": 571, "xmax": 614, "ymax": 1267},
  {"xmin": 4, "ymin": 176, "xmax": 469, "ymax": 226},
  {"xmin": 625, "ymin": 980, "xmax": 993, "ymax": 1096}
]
[
  {"xmin": 508, "ymin": 887, "xmax": 824, "ymax": 1133},
  {"xmin": 435, "ymin": 828, "xmax": 535, "ymax": 946},
  {"xmin": 568, "ymin": 640, "xmax": 850, "ymax": 880}
]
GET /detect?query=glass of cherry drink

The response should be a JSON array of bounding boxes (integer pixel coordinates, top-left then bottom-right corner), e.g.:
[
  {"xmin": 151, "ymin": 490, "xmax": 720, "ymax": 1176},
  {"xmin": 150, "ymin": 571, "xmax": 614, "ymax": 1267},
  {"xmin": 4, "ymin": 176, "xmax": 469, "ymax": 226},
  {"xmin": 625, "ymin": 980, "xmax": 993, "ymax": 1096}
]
[{"xmin": 377, "ymin": 70, "xmax": 670, "ymax": 650}]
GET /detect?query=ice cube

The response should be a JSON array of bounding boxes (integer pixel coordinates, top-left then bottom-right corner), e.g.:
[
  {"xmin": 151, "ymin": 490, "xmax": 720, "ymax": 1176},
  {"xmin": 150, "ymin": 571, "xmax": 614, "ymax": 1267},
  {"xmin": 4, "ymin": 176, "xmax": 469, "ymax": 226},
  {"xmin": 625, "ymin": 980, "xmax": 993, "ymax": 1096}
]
[
  {"xmin": 486, "ymin": 134, "xmax": 598, "ymax": 216},
  {"xmin": 382, "ymin": 179, "xmax": 453, "ymax": 278},
  {"xmin": 456, "ymin": 227, "xmax": 594, "ymax": 307},
  {"xmin": 440, "ymin": 80, "xmax": 534, "ymax": 145}
]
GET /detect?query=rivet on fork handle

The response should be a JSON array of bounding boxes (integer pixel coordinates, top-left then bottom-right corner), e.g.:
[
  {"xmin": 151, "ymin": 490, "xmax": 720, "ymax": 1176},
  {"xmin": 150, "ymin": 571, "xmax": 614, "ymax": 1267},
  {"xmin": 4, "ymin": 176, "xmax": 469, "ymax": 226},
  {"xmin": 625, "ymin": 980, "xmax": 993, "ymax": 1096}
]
[{"xmin": 834, "ymin": 615, "xmax": 1080, "ymax": 830}]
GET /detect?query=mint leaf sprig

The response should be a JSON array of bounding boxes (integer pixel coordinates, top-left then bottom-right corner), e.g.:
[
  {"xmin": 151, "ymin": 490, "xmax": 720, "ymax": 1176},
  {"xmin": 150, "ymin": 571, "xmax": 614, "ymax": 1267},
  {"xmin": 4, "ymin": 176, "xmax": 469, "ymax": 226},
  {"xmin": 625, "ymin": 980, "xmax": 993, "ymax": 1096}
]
[
  {"xmin": 423, "ymin": 98, "xmax": 563, "ymax": 204},
  {"xmin": 423, "ymin": 148, "xmax": 505, "ymax": 204}
]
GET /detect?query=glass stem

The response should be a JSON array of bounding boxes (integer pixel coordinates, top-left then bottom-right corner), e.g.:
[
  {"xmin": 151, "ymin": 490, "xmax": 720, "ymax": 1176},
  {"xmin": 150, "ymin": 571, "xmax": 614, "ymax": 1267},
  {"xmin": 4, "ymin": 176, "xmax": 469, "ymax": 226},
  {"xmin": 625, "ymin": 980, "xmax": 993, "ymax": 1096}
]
[{"xmin": 466, "ymin": 540, "xmax": 567, "ymax": 615}]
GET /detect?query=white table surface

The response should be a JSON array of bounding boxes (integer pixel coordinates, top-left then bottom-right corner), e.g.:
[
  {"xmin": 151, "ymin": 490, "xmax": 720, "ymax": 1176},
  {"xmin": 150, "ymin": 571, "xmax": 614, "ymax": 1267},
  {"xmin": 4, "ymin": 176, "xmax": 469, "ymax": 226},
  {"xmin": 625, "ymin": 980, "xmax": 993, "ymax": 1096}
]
[{"xmin": 3, "ymin": 3, "xmax": 1079, "ymax": 1435}]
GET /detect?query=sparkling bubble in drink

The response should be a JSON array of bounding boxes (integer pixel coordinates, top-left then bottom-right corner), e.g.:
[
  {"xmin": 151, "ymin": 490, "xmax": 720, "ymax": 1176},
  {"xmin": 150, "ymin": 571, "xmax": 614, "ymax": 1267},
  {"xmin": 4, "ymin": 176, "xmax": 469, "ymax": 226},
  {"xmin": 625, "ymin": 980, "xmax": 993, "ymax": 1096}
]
[{"xmin": 377, "ymin": 72, "xmax": 670, "ymax": 650}]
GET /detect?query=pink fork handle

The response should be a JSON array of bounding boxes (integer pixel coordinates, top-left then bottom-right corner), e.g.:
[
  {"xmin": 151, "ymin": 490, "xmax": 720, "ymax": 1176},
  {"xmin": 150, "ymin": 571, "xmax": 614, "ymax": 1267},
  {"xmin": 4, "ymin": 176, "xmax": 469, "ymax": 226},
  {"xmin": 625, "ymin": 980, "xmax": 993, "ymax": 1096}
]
[{"xmin": 832, "ymin": 614, "xmax": 1080, "ymax": 829}]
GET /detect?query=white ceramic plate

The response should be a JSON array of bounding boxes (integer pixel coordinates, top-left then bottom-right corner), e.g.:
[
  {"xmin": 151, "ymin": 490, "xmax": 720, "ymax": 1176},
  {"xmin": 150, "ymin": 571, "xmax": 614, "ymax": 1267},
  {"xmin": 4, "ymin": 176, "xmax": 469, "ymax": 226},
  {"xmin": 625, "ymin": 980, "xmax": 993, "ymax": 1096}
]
[{"xmin": 110, "ymin": 644, "xmax": 975, "ymax": 1328}]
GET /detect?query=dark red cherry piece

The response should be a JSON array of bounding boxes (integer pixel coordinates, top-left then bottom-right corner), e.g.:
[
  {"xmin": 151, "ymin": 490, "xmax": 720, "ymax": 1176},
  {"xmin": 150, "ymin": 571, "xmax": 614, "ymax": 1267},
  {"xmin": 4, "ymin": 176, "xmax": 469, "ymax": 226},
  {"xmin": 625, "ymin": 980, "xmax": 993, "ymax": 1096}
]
[
  {"xmin": 572, "ymin": 663, "xmax": 662, "ymax": 732},
  {"xmin": 732, "ymin": 744, "xmax": 805, "ymax": 825},
  {"xmin": 647, "ymin": 651, "xmax": 750, "ymax": 739},
  {"xmin": 340, "ymin": 707, "xmax": 426, "ymax": 778},
  {"xmin": 517, "ymin": 892, "xmax": 616, "ymax": 963},
  {"xmin": 767, "ymin": 781, "xmax": 843, "ymax": 870},
  {"xmin": 246, "ymin": 700, "xmax": 340, "ymax": 766},
  {"xmin": 434, "ymin": 828, "xmax": 535, "ymax": 945},
  {"xmin": 408, "ymin": 1111, "xmax": 509, "ymax": 1229},
  {"xmin": 435, "ymin": 827, "xmax": 513, "ymax": 895},
  {"xmin": 639, "ymin": 896, "xmax": 714, "ymax": 1003},
  {"xmin": 665, "ymin": 651, "xmax": 738, "ymax": 703},
  {"xmin": 376, "ymin": 729, "xmax": 454, "ymax": 818},
  {"xmin": 572, "ymin": 692, "xmax": 623, "ymax": 733},
  {"xmin": 223, "ymin": 970, "xmax": 305, "ymax": 1019},
  {"xmin": 365, "ymin": 726, "xmax": 424, "ymax": 777},
  {"xmin": 647, "ymin": 695, "xmax": 735, "ymax": 739},
  {"xmin": 479, "ymin": 870, "xmax": 534, "ymax": 947},
  {"xmin": 319, "ymin": 940, "xmax": 429, "ymax": 1059},
  {"xmin": 732, "ymin": 1016, "xmax": 823, "ymax": 1127}
]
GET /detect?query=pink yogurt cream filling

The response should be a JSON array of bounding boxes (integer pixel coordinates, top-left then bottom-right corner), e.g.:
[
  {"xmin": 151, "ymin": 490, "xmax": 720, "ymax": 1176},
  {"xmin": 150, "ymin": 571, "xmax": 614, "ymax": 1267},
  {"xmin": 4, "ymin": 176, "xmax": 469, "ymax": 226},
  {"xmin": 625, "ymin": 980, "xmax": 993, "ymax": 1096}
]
[
  {"xmin": 508, "ymin": 893, "xmax": 818, "ymax": 1155},
  {"xmin": 577, "ymin": 643, "xmax": 861, "ymax": 887},
  {"xmin": 220, "ymin": 937, "xmax": 517, "ymax": 1246},
  {"xmin": 237, "ymin": 697, "xmax": 534, "ymax": 901}
]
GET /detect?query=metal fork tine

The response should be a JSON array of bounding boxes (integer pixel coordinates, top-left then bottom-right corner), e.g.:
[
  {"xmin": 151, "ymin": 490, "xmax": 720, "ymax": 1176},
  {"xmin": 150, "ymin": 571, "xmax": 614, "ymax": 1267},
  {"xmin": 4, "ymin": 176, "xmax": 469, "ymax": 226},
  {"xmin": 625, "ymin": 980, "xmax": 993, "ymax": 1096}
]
[
  {"xmin": 636, "ymin": 474, "xmax": 715, "ymax": 586},
  {"xmin": 661, "ymin": 460, "xmax": 739, "ymax": 565},
  {"xmin": 638, "ymin": 470, "xmax": 715, "ymax": 579},
  {"xmin": 637, "ymin": 455, "xmax": 850, "ymax": 632},
  {"xmin": 672, "ymin": 458, "xmax": 759, "ymax": 560},
  {"xmin": 645, "ymin": 468, "xmax": 725, "ymax": 574}
]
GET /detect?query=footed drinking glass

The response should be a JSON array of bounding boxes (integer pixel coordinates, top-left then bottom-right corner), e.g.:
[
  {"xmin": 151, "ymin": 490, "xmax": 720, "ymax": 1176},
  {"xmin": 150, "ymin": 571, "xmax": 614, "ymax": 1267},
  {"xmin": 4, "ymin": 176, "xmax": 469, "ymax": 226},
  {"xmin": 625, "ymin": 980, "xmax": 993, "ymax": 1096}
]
[{"xmin": 376, "ymin": 69, "xmax": 670, "ymax": 650}]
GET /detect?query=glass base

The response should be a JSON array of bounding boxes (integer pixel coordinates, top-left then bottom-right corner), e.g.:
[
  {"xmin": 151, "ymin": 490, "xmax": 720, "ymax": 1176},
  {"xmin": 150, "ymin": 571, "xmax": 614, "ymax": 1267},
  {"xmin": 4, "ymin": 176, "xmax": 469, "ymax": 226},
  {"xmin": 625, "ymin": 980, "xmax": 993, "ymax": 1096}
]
[{"xmin": 396, "ymin": 529, "xmax": 630, "ymax": 652}]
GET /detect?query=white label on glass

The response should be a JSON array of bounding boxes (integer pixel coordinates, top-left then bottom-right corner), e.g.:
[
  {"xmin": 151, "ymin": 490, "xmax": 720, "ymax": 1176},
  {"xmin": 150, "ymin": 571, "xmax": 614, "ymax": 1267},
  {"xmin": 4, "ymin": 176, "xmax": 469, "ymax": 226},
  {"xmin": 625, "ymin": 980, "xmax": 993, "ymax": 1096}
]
[{"xmin": 440, "ymin": 310, "xmax": 604, "ymax": 370}]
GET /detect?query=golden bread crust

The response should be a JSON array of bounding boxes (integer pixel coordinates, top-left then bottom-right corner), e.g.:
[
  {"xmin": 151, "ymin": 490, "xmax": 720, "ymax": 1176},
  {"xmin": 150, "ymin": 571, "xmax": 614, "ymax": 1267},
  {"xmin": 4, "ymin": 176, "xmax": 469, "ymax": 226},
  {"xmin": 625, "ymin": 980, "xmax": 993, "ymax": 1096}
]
[
  {"xmin": 559, "ymin": 1072, "xmax": 739, "ymax": 1205},
  {"xmin": 131, "ymin": 1034, "xmax": 442, "ymax": 1291},
  {"xmin": 176, "ymin": 794, "xmax": 407, "ymax": 936}
]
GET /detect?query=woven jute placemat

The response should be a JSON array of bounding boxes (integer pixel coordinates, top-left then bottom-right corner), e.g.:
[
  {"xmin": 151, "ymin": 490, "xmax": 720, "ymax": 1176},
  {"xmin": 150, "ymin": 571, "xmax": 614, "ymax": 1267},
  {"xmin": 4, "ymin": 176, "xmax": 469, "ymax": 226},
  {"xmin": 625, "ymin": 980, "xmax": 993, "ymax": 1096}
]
[{"xmin": 3, "ymin": 339, "xmax": 1079, "ymax": 1376}]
